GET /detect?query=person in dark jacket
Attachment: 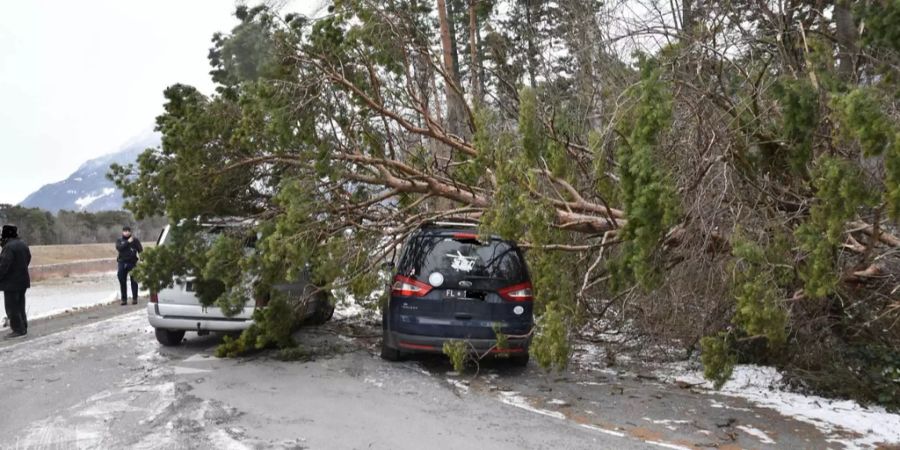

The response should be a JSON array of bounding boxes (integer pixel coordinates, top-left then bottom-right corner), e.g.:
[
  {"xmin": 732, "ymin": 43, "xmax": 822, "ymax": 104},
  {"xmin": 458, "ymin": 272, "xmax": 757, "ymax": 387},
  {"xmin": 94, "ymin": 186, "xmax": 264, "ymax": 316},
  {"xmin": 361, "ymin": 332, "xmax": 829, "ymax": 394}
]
[
  {"xmin": 115, "ymin": 226, "xmax": 143, "ymax": 305},
  {"xmin": 0, "ymin": 224, "xmax": 31, "ymax": 339}
]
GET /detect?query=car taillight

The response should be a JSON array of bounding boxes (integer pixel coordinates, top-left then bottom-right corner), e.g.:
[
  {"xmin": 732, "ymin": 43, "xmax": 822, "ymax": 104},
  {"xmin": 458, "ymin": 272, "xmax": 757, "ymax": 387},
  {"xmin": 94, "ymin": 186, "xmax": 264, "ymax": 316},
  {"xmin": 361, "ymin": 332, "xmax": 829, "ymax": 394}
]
[
  {"xmin": 499, "ymin": 282, "xmax": 533, "ymax": 302},
  {"xmin": 150, "ymin": 292, "xmax": 158, "ymax": 303},
  {"xmin": 391, "ymin": 275, "xmax": 433, "ymax": 297}
]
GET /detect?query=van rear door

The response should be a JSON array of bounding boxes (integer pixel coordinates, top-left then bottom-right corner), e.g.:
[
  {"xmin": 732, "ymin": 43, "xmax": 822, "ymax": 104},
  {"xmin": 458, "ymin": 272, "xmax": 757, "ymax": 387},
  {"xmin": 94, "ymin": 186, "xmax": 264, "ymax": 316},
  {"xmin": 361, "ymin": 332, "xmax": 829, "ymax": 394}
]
[{"xmin": 154, "ymin": 225, "xmax": 254, "ymax": 320}]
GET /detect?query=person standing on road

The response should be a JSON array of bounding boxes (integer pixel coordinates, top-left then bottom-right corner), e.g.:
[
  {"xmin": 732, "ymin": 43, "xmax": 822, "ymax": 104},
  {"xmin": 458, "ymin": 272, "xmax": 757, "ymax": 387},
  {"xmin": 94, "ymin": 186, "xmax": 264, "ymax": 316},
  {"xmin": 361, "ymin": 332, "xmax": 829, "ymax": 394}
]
[
  {"xmin": 0, "ymin": 224, "xmax": 31, "ymax": 339},
  {"xmin": 115, "ymin": 226, "xmax": 143, "ymax": 306}
]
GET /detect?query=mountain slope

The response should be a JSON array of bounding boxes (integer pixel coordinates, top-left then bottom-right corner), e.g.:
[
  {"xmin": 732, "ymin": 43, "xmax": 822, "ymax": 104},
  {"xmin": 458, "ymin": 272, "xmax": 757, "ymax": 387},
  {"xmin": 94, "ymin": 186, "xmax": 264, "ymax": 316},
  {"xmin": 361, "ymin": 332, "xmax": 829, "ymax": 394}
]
[{"xmin": 20, "ymin": 132, "xmax": 160, "ymax": 213}]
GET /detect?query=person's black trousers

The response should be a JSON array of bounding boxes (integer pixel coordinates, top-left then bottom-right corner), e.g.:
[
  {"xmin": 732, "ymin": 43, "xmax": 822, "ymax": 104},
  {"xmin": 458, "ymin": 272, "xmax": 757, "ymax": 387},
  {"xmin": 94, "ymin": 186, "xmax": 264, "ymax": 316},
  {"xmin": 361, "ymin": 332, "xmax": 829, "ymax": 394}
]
[
  {"xmin": 4, "ymin": 290, "xmax": 27, "ymax": 334},
  {"xmin": 117, "ymin": 261, "xmax": 138, "ymax": 302}
]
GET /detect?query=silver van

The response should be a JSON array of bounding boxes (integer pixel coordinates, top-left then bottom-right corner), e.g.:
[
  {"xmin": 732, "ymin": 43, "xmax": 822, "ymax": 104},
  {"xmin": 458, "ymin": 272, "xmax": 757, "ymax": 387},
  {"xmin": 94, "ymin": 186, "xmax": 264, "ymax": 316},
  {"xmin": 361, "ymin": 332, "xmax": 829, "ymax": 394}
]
[{"xmin": 147, "ymin": 223, "xmax": 333, "ymax": 346}]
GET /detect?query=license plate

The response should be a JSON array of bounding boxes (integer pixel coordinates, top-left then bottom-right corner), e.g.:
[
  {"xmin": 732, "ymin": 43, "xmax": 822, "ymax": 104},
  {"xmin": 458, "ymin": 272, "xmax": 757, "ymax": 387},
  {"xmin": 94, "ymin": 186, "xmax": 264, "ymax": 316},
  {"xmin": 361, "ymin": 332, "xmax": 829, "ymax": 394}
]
[{"xmin": 444, "ymin": 290, "xmax": 466, "ymax": 298}]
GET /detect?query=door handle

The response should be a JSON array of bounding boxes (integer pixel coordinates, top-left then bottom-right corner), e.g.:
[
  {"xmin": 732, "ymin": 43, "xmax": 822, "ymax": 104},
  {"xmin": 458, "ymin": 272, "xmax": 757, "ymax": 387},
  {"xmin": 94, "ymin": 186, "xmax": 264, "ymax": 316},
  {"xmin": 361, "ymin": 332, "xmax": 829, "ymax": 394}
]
[{"xmin": 454, "ymin": 313, "xmax": 473, "ymax": 320}]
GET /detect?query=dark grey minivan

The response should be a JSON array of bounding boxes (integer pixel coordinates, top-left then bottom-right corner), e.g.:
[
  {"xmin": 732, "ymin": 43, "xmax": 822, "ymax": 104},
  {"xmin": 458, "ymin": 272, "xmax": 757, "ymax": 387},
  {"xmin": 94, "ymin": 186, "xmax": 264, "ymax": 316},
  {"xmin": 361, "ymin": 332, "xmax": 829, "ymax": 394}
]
[{"xmin": 381, "ymin": 221, "xmax": 533, "ymax": 365}]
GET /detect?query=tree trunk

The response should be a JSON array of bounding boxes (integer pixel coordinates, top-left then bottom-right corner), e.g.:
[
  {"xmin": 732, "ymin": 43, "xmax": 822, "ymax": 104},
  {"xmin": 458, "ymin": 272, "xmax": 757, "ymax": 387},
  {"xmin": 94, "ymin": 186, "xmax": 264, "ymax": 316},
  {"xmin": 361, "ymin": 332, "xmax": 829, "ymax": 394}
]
[
  {"xmin": 524, "ymin": 4, "xmax": 538, "ymax": 86},
  {"xmin": 446, "ymin": 0, "xmax": 462, "ymax": 81},
  {"xmin": 437, "ymin": 0, "xmax": 466, "ymax": 136},
  {"xmin": 435, "ymin": 0, "xmax": 468, "ymax": 210},
  {"xmin": 682, "ymin": 0, "xmax": 696, "ymax": 35},
  {"xmin": 834, "ymin": 0, "xmax": 858, "ymax": 80},
  {"xmin": 468, "ymin": 0, "xmax": 482, "ymax": 104}
]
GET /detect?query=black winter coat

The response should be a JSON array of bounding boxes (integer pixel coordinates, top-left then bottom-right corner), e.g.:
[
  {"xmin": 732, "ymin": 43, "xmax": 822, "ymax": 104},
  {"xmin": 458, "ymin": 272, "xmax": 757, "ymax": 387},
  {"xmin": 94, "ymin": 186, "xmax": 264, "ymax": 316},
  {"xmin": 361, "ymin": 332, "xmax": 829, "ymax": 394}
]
[
  {"xmin": 116, "ymin": 237, "xmax": 143, "ymax": 264},
  {"xmin": 0, "ymin": 238, "xmax": 31, "ymax": 291}
]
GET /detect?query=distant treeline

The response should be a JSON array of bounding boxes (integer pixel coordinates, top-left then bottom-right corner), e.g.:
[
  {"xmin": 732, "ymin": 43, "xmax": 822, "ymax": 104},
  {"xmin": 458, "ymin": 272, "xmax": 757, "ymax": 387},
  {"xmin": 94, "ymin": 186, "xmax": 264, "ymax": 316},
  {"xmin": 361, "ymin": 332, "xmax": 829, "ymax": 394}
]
[{"xmin": 0, "ymin": 204, "xmax": 166, "ymax": 246}]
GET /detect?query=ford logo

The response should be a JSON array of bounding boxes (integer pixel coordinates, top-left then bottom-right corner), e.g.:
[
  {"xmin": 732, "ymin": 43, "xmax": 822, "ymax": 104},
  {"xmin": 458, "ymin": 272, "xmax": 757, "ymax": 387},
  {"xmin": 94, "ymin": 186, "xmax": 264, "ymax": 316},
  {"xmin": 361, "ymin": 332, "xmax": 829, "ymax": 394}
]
[{"xmin": 459, "ymin": 280, "xmax": 473, "ymax": 288}]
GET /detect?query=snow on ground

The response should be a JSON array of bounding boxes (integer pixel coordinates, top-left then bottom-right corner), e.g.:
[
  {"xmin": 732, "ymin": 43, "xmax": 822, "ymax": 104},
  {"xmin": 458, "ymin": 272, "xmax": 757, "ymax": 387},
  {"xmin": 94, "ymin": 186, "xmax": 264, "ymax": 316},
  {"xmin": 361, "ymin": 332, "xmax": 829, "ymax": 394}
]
[
  {"xmin": 656, "ymin": 363, "xmax": 900, "ymax": 449},
  {"xmin": 333, "ymin": 296, "xmax": 369, "ymax": 320},
  {"xmin": 332, "ymin": 290, "xmax": 382, "ymax": 321},
  {"xmin": 446, "ymin": 378, "xmax": 470, "ymax": 394},
  {"xmin": 0, "ymin": 310, "xmax": 151, "ymax": 364},
  {"xmin": 1, "ymin": 272, "xmax": 123, "ymax": 324},
  {"xmin": 498, "ymin": 390, "xmax": 567, "ymax": 420},
  {"xmin": 736, "ymin": 425, "xmax": 776, "ymax": 444}
]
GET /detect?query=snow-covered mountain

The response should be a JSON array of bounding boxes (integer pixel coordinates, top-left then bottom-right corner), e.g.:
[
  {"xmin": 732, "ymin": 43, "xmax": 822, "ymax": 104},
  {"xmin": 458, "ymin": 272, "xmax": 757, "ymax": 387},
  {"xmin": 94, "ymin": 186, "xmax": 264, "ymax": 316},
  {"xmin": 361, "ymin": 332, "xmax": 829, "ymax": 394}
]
[{"xmin": 20, "ymin": 131, "xmax": 160, "ymax": 213}]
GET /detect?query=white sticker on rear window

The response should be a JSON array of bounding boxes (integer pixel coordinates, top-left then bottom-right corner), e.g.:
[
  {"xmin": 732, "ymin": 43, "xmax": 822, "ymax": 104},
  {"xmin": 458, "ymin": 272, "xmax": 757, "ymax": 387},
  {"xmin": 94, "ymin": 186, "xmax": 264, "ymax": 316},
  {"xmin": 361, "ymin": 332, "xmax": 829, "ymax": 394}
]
[{"xmin": 447, "ymin": 251, "xmax": 477, "ymax": 272}]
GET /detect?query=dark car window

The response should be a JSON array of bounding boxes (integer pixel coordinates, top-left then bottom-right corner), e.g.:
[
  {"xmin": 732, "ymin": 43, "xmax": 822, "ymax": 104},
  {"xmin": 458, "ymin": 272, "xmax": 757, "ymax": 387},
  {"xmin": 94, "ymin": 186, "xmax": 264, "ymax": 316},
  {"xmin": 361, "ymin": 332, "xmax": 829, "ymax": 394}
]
[
  {"xmin": 161, "ymin": 225, "xmax": 256, "ymax": 249},
  {"xmin": 399, "ymin": 235, "xmax": 527, "ymax": 284}
]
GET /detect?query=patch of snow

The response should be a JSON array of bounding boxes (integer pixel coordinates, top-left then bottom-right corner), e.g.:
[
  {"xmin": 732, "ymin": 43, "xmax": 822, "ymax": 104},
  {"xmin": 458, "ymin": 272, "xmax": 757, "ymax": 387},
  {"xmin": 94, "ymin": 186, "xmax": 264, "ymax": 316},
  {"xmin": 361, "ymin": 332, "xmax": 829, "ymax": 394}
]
[
  {"xmin": 363, "ymin": 377, "xmax": 384, "ymax": 388},
  {"xmin": 644, "ymin": 441, "xmax": 694, "ymax": 450},
  {"xmin": 570, "ymin": 342, "xmax": 610, "ymax": 371},
  {"xmin": 642, "ymin": 417, "xmax": 693, "ymax": 425},
  {"xmin": 332, "ymin": 291, "xmax": 381, "ymax": 321},
  {"xmin": 20, "ymin": 380, "xmax": 177, "ymax": 449},
  {"xmin": 498, "ymin": 391, "xmax": 566, "ymax": 420},
  {"xmin": 736, "ymin": 425, "xmax": 776, "ymax": 444},
  {"xmin": 333, "ymin": 297, "xmax": 367, "ymax": 320},
  {"xmin": 547, "ymin": 398, "xmax": 569, "ymax": 406},
  {"xmin": 207, "ymin": 429, "xmax": 252, "ymax": 450},
  {"xmin": 407, "ymin": 364, "xmax": 432, "ymax": 377},
  {"xmin": 73, "ymin": 177, "xmax": 83, "ymax": 182},
  {"xmin": 172, "ymin": 366, "xmax": 212, "ymax": 375},
  {"xmin": 446, "ymin": 378, "xmax": 470, "ymax": 394},
  {"xmin": 74, "ymin": 187, "xmax": 116, "ymax": 210},
  {"xmin": 657, "ymin": 363, "xmax": 900, "ymax": 448},
  {"xmin": 643, "ymin": 417, "xmax": 692, "ymax": 430},
  {"xmin": 0, "ymin": 310, "xmax": 150, "ymax": 363},
  {"xmin": 182, "ymin": 354, "xmax": 212, "ymax": 363},
  {"xmin": 579, "ymin": 423, "xmax": 626, "ymax": 437}
]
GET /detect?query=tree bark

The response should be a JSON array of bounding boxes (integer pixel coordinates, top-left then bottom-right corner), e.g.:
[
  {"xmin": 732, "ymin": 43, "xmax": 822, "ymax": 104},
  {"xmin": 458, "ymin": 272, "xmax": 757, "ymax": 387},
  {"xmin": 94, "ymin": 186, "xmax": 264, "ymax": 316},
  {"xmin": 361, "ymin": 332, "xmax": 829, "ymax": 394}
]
[
  {"xmin": 435, "ymin": 0, "xmax": 468, "ymax": 210},
  {"xmin": 468, "ymin": 0, "xmax": 482, "ymax": 104},
  {"xmin": 437, "ymin": 0, "xmax": 466, "ymax": 135},
  {"xmin": 682, "ymin": 0, "xmax": 695, "ymax": 35},
  {"xmin": 834, "ymin": 0, "xmax": 858, "ymax": 80}
]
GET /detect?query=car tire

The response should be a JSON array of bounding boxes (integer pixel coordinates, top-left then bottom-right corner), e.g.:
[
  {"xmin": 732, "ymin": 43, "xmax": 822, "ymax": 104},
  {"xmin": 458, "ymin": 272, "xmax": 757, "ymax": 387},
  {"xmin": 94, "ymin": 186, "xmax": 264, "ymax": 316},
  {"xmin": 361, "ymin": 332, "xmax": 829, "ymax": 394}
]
[
  {"xmin": 510, "ymin": 352, "xmax": 529, "ymax": 367},
  {"xmin": 155, "ymin": 328, "xmax": 185, "ymax": 346},
  {"xmin": 380, "ymin": 340, "xmax": 402, "ymax": 361},
  {"xmin": 310, "ymin": 297, "xmax": 335, "ymax": 325}
]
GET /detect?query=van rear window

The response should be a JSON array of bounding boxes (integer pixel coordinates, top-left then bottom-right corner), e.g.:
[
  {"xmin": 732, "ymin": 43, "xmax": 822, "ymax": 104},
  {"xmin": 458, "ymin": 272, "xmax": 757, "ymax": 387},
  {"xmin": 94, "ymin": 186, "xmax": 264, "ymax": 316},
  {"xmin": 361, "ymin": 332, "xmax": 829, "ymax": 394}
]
[{"xmin": 398, "ymin": 236, "xmax": 527, "ymax": 284}]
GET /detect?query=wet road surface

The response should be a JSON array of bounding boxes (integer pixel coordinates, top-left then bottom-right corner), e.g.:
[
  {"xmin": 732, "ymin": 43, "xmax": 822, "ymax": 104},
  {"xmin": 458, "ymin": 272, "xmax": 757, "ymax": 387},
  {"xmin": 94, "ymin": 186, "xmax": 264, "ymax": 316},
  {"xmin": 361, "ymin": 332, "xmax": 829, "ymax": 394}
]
[{"xmin": 0, "ymin": 304, "xmax": 839, "ymax": 449}]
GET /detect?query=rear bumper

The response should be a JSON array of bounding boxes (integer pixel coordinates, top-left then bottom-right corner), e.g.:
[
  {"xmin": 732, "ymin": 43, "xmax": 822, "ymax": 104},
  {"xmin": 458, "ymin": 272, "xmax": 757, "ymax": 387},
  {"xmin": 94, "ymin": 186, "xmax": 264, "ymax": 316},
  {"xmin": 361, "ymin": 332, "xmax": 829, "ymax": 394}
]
[
  {"xmin": 146, "ymin": 303, "xmax": 254, "ymax": 332},
  {"xmin": 385, "ymin": 330, "xmax": 530, "ymax": 354}
]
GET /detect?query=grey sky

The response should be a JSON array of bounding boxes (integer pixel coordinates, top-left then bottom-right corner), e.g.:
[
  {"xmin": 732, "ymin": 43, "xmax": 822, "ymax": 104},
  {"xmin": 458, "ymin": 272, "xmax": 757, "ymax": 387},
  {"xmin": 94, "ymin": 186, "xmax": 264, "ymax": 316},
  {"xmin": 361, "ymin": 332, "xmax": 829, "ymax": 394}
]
[{"xmin": 0, "ymin": 1, "xmax": 322, "ymax": 205}]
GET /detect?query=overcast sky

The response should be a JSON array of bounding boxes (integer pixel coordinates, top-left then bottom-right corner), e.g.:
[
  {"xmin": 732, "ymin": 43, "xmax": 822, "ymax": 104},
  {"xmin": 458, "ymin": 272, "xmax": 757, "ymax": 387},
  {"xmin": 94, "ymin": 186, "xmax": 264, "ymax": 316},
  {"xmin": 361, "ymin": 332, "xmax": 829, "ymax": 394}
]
[{"xmin": 0, "ymin": 0, "xmax": 323, "ymax": 205}]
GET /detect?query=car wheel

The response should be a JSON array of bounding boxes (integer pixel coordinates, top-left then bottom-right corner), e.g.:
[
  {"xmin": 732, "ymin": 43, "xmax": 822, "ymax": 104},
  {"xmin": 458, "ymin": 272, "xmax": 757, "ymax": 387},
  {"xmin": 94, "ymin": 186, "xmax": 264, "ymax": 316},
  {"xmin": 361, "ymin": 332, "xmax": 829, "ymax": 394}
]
[
  {"xmin": 306, "ymin": 292, "xmax": 335, "ymax": 326},
  {"xmin": 380, "ymin": 328, "xmax": 402, "ymax": 361},
  {"xmin": 380, "ymin": 340, "xmax": 402, "ymax": 361},
  {"xmin": 155, "ymin": 328, "xmax": 186, "ymax": 346},
  {"xmin": 510, "ymin": 352, "xmax": 529, "ymax": 367},
  {"xmin": 312, "ymin": 301, "xmax": 335, "ymax": 325}
]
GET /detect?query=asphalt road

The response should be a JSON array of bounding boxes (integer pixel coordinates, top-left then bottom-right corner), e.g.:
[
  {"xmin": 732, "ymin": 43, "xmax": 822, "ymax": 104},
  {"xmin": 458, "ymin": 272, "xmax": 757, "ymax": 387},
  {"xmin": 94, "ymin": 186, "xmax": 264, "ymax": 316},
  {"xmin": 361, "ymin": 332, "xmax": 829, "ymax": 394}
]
[
  {"xmin": 0, "ymin": 306, "xmax": 644, "ymax": 449},
  {"xmin": 0, "ymin": 301, "xmax": 836, "ymax": 450}
]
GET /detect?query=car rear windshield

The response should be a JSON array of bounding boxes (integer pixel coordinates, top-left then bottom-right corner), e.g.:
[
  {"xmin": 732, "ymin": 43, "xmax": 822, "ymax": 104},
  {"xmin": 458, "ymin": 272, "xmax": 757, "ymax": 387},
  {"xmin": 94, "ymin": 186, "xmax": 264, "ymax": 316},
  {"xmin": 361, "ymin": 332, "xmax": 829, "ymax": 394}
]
[{"xmin": 398, "ymin": 235, "xmax": 528, "ymax": 285}]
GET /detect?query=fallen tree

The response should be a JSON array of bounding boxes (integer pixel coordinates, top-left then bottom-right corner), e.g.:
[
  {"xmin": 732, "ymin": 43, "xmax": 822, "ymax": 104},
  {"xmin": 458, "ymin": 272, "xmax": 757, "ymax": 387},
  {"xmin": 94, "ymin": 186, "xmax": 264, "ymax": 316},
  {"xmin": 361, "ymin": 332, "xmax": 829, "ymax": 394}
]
[{"xmin": 112, "ymin": 1, "xmax": 900, "ymax": 409}]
